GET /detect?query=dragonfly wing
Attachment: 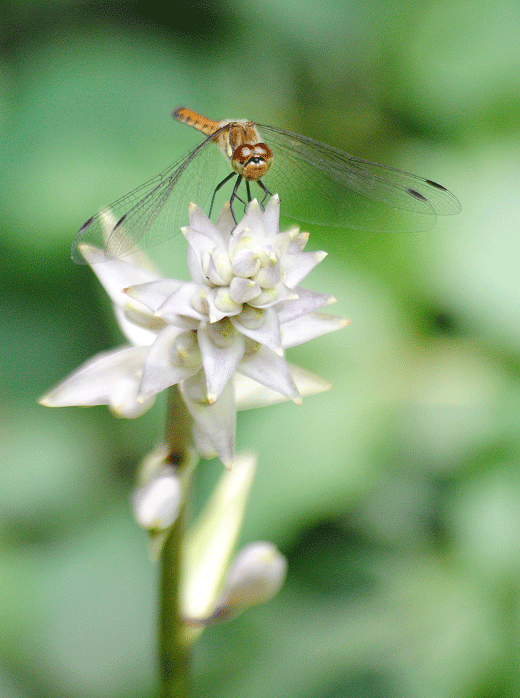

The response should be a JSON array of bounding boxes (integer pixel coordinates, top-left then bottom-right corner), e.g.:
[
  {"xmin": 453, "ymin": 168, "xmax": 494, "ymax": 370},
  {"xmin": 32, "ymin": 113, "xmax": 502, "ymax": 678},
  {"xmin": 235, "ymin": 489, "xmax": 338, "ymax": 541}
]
[
  {"xmin": 257, "ymin": 125, "xmax": 460, "ymax": 232},
  {"xmin": 71, "ymin": 129, "xmax": 231, "ymax": 263}
]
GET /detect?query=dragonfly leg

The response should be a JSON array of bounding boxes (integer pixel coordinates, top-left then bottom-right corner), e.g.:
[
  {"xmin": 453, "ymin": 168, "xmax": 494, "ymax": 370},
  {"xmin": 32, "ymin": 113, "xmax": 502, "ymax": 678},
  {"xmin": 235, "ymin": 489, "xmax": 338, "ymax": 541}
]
[
  {"xmin": 256, "ymin": 180, "xmax": 273, "ymax": 208},
  {"xmin": 229, "ymin": 174, "xmax": 244, "ymax": 224},
  {"xmin": 230, "ymin": 180, "xmax": 253, "ymax": 216},
  {"xmin": 209, "ymin": 171, "xmax": 237, "ymax": 217}
]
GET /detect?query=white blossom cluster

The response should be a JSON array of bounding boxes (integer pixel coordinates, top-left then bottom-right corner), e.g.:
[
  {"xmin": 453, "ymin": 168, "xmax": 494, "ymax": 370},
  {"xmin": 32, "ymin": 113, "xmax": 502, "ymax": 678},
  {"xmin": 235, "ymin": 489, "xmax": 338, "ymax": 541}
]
[{"xmin": 41, "ymin": 197, "xmax": 347, "ymax": 467}]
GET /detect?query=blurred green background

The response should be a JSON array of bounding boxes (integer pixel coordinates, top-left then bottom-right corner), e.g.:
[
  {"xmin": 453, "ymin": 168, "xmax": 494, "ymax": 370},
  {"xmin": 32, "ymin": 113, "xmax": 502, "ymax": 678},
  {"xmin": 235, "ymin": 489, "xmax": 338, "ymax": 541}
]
[{"xmin": 2, "ymin": 0, "xmax": 520, "ymax": 696}]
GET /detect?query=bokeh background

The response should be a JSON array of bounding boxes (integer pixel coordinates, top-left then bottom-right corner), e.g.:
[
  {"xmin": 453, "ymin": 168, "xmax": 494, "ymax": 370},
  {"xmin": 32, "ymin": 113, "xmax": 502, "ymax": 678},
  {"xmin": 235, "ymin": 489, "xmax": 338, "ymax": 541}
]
[{"xmin": 2, "ymin": 0, "xmax": 520, "ymax": 696}]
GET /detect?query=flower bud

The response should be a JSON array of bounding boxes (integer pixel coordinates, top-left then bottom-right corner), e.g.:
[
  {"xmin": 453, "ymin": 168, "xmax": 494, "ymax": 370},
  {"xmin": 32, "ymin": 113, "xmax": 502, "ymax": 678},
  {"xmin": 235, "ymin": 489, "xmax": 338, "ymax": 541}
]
[
  {"xmin": 213, "ymin": 287, "xmax": 242, "ymax": 314},
  {"xmin": 193, "ymin": 542, "xmax": 287, "ymax": 624},
  {"xmin": 203, "ymin": 248, "xmax": 233, "ymax": 286},
  {"xmin": 229, "ymin": 277, "xmax": 261, "ymax": 304},
  {"xmin": 132, "ymin": 470, "xmax": 181, "ymax": 531},
  {"xmin": 231, "ymin": 247, "xmax": 260, "ymax": 277}
]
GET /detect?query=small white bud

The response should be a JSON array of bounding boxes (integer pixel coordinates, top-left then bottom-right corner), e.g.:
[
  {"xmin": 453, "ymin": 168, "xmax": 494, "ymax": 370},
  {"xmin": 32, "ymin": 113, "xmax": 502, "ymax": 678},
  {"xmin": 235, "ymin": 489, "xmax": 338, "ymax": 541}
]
[
  {"xmin": 229, "ymin": 277, "xmax": 261, "ymax": 303},
  {"xmin": 247, "ymin": 286, "xmax": 279, "ymax": 307},
  {"xmin": 132, "ymin": 470, "xmax": 181, "ymax": 531},
  {"xmin": 213, "ymin": 287, "xmax": 242, "ymax": 314},
  {"xmin": 253, "ymin": 258, "xmax": 281, "ymax": 289},
  {"xmin": 231, "ymin": 247, "xmax": 260, "ymax": 277},
  {"xmin": 191, "ymin": 287, "xmax": 209, "ymax": 315},
  {"xmin": 194, "ymin": 542, "xmax": 287, "ymax": 624},
  {"xmin": 208, "ymin": 248, "xmax": 234, "ymax": 285}
]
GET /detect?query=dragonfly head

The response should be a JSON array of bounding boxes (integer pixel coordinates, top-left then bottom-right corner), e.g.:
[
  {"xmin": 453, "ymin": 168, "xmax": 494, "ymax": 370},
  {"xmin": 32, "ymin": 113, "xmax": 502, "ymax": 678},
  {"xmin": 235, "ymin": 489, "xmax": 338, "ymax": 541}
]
[{"xmin": 231, "ymin": 143, "xmax": 273, "ymax": 181}]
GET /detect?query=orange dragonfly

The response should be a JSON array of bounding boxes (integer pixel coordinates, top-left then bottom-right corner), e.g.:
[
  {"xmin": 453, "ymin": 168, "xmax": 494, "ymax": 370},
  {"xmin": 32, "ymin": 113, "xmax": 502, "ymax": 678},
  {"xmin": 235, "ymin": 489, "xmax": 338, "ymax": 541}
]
[{"xmin": 72, "ymin": 107, "xmax": 460, "ymax": 262}]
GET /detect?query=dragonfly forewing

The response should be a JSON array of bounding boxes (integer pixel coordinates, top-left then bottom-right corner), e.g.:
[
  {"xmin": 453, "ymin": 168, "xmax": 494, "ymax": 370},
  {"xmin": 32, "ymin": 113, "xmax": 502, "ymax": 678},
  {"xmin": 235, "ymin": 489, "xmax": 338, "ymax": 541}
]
[{"xmin": 71, "ymin": 127, "xmax": 232, "ymax": 263}]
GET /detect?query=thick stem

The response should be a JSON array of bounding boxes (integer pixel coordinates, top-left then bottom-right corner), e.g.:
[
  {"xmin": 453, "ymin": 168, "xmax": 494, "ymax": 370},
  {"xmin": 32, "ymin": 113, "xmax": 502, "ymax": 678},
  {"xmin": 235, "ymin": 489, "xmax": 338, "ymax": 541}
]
[{"xmin": 159, "ymin": 386, "xmax": 195, "ymax": 698}]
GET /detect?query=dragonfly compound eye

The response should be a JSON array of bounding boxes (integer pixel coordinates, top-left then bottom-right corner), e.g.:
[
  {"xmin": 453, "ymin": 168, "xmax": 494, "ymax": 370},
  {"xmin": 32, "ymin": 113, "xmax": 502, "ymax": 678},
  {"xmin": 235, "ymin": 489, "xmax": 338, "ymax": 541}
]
[{"xmin": 232, "ymin": 143, "xmax": 273, "ymax": 180}]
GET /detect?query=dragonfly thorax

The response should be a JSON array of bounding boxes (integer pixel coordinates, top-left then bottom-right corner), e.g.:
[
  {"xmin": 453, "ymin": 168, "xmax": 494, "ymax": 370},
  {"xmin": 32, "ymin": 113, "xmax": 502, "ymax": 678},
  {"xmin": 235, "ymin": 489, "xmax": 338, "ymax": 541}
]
[{"xmin": 231, "ymin": 143, "xmax": 273, "ymax": 181}]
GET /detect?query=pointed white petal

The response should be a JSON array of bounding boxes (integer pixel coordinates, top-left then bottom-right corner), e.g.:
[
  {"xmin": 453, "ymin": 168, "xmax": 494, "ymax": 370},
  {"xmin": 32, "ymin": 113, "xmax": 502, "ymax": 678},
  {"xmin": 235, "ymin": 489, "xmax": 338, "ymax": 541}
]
[
  {"xmin": 282, "ymin": 312, "xmax": 349, "ymax": 348},
  {"xmin": 82, "ymin": 211, "xmax": 162, "ymax": 271},
  {"xmin": 156, "ymin": 282, "xmax": 209, "ymax": 322},
  {"xmin": 122, "ymin": 303, "xmax": 169, "ymax": 332},
  {"xmin": 259, "ymin": 194, "xmax": 280, "ymax": 233},
  {"xmin": 287, "ymin": 231, "xmax": 309, "ymax": 253},
  {"xmin": 39, "ymin": 346, "xmax": 153, "ymax": 417},
  {"xmin": 139, "ymin": 326, "xmax": 201, "ymax": 399},
  {"xmin": 184, "ymin": 206, "xmax": 226, "ymax": 257},
  {"xmin": 238, "ymin": 345, "xmax": 300, "ymax": 403},
  {"xmin": 231, "ymin": 306, "xmax": 283, "ymax": 355},
  {"xmin": 229, "ymin": 277, "xmax": 261, "ymax": 304},
  {"xmin": 113, "ymin": 305, "xmax": 159, "ymax": 346},
  {"xmin": 284, "ymin": 250, "xmax": 327, "ymax": 287},
  {"xmin": 187, "ymin": 203, "xmax": 225, "ymax": 244},
  {"xmin": 180, "ymin": 375, "xmax": 236, "ymax": 467},
  {"xmin": 234, "ymin": 199, "xmax": 265, "ymax": 239},
  {"xmin": 215, "ymin": 202, "xmax": 236, "ymax": 238},
  {"xmin": 198, "ymin": 324, "xmax": 245, "ymax": 403},
  {"xmin": 277, "ymin": 287, "xmax": 336, "ymax": 322},
  {"xmin": 234, "ymin": 363, "xmax": 332, "ymax": 410},
  {"xmin": 79, "ymin": 244, "xmax": 161, "ymax": 306},
  {"xmin": 124, "ymin": 279, "xmax": 184, "ymax": 313}
]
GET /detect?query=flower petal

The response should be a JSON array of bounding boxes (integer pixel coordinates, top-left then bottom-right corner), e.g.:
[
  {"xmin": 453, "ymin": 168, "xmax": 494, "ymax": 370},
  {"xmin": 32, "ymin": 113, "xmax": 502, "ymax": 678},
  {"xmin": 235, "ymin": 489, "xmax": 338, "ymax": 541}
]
[
  {"xmin": 113, "ymin": 304, "xmax": 159, "ymax": 346},
  {"xmin": 139, "ymin": 326, "xmax": 201, "ymax": 399},
  {"xmin": 238, "ymin": 344, "xmax": 301, "ymax": 403},
  {"xmin": 79, "ymin": 244, "xmax": 161, "ymax": 306},
  {"xmin": 232, "ymin": 199, "xmax": 266, "ymax": 240},
  {"xmin": 39, "ymin": 346, "xmax": 153, "ymax": 418},
  {"xmin": 281, "ymin": 312, "xmax": 350, "ymax": 348},
  {"xmin": 259, "ymin": 194, "xmax": 280, "ymax": 233},
  {"xmin": 234, "ymin": 363, "xmax": 332, "ymax": 410},
  {"xmin": 125, "ymin": 279, "xmax": 185, "ymax": 313},
  {"xmin": 156, "ymin": 282, "xmax": 209, "ymax": 322},
  {"xmin": 277, "ymin": 287, "xmax": 337, "ymax": 322},
  {"xmin": 198, "ymin": 322, "xmax": 245, "ymax": 403},
  {"xmin": 231, "ymin": 306, "xmax": 283, "ymax": 355},
  {"xmin": 284, "ymin": 250, "xmax": 327, "ymax": 287},
  {"xmin": 180, "ymin": 374, "xmax": 236, "ymax": 467}
]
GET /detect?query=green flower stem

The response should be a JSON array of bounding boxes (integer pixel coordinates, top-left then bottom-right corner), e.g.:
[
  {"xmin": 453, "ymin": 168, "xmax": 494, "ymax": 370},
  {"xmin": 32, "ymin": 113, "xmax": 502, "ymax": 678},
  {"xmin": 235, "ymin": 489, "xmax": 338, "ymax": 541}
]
[
  {"xmin": 160, "ymin": 505, "xmax": 190, "ymax": 697},
  {"xmin": 159, "ymin": 386, "xmax": 196, "ymax": 698}
]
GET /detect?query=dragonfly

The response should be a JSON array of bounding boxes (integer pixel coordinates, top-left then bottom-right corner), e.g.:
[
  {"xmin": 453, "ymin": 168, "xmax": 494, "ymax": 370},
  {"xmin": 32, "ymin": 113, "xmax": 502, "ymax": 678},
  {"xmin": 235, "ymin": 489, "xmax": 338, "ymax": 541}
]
[{"xmin": 71, "ymin": 107, "xmax": 461, "ymax": 263}]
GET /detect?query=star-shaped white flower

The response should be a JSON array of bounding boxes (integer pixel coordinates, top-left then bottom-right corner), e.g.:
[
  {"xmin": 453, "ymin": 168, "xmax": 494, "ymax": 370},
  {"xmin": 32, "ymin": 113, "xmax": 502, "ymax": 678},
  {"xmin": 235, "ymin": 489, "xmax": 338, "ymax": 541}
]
[{"xmin": 41, "ymin": 197, "xmax": 348, "ymax": 467}]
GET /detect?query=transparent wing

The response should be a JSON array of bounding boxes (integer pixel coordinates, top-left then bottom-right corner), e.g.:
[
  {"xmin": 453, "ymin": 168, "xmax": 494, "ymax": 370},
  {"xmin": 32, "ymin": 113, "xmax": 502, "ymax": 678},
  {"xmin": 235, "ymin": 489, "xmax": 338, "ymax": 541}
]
[
  {"xmin": 73, "ymin": 121, "xmax": 461, "ymax": 264},
  {"xmin": 71, "ymin": 128, "xmax": 232, "ymax": 263},
  {"xmin": 256, "ymin": 124, "xmax": 461, "ymax": 232}
]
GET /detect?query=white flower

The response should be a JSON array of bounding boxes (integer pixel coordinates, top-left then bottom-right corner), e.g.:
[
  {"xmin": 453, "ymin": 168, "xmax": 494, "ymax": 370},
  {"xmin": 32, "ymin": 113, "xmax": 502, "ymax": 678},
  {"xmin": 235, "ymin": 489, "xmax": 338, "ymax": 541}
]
[{"xmin": 40, "ymin": 197, "xmax": 348, "ymax": 467}]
